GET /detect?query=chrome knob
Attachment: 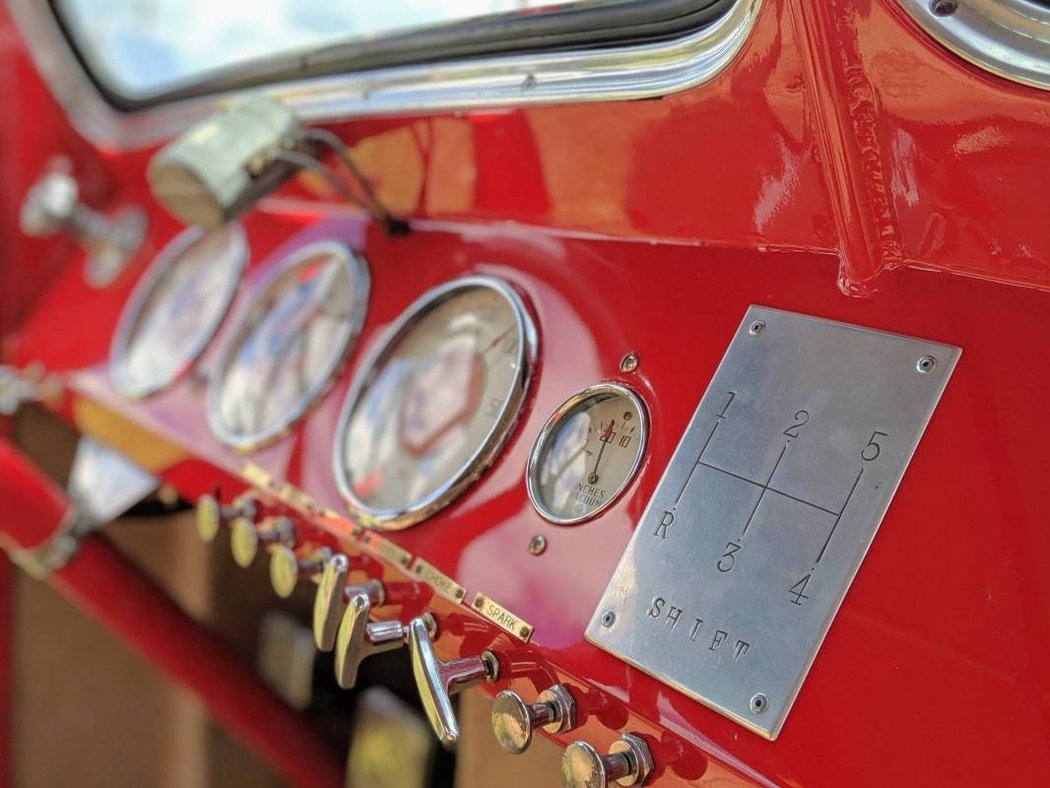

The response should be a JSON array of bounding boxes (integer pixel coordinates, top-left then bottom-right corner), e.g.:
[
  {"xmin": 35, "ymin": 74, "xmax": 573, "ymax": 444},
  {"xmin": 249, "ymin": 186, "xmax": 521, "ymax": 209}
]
[
  {"xmin": 20, "ymin": 169, "xmax": 145, "ymax": 287},
  {"xmin": 230, "ymin": 515, "xmax": 294, "ymax": 568},
  {"xmin": 269, "ymin": 545, "xmax": 330, "ymax": 598},
  {"xmin": 311, "ymin": 554, "xmax": 383, "ymax": 651},
  {"xmin": 561, "ymin": 734, "xmax": 654, "ymax": 788},
  {"xmin": 20, "ymin": 171, "xmax": 79, "ymax": 237},
  {"xmin": 407, "ymin": 617, "xmax": 499, "ymax": 748},
  {"xmin": 195, "ymin": 493, "xmax": 255, "ymax": 543},
  {"xmin": 334, "ymin": 598, "xmax": 435, "ymax": 689},
  {"xmin": 492, "ymin": 684, "xmax": 577, "ymax": 754}
]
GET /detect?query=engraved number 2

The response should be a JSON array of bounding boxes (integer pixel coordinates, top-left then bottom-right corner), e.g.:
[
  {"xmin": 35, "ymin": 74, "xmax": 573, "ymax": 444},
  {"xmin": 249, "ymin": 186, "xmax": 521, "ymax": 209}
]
[
  {"xmin": 717, "ymin": 541, "xmax": 742, "ymax": 573},
  {"xmin": 783, "ymin": 409, "xmax": 810, "ymax": 439}
]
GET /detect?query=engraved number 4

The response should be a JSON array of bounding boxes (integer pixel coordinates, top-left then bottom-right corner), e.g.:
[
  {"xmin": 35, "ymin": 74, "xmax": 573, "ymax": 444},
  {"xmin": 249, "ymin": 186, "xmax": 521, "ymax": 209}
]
[
  {"xmin": 789, "ymin": 574, "xmax": 812, "ymax": 606},
  {"xmin": 717, "ymin": 541, "xmax": 742, "ymax": 573}
]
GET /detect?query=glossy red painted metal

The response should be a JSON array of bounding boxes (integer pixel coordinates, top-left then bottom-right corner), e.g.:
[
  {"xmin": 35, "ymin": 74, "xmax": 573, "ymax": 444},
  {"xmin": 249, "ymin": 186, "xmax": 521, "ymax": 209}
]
[{"xmin": 2, "ymin": 0, "xmax": 1049, "ymax": 786}]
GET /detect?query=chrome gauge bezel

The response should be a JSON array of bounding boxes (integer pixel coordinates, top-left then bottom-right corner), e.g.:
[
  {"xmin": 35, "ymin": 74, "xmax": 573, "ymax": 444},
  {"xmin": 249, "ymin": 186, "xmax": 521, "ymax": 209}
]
[
  {"xmin": 526, "ymin": 382, "xmax": 649, "ymax": 526},
  {"xmin": 333, "ymin": 275, "xmax": 537, "ymax": 531},
  {"xmin": 109, "ymin": 223, "xmax": 248, "ymax": 399},
  {"xmin": 206, "ymin": 240, "xmax": 370, "ymax": 452}
]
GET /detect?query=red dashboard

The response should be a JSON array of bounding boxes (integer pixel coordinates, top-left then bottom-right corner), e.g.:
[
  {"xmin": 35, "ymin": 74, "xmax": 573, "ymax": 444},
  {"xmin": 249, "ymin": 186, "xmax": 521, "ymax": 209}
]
[{"xmin": 2, "ymin": 1, "xmax": 1049, "ymax": 786}]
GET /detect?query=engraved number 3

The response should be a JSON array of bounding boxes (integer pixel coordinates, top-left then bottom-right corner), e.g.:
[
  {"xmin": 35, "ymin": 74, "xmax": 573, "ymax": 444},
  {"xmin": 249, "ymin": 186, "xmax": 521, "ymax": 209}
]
[{"xmin": 717, "ymin": 541, "xmax": 742, "ymax": 572}]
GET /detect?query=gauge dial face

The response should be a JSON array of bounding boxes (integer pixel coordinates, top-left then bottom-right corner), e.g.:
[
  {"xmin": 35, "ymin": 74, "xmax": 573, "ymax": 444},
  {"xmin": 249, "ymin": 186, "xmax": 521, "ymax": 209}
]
[
  {"xmin": 527, "ymin": 383, "xmax": 648, "ymax": 524},
  {"xmin": 208, "ymin": 242, "xmax": 369, "ymax": 450},
  {"xmin": 110, "ymin": 224, "xmax": 247, "ymax": 397},
  {"xmin": 334, "ymin": 277, "xmax": 535, "ymax": 530}
]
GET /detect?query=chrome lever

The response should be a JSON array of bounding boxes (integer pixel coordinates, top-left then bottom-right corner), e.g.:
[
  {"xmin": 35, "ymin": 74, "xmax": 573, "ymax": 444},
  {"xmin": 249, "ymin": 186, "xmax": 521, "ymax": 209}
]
[
  {"xmin": 407, "ymin": 617, "xmax": 499, "ymax": 748},
  {"xmin": 312, "ymin": 554, "xmax": 383, "ymax": 651},
  {"xmin": 334, "ymin": 596, "xmax": 434, "ymax": 689}
]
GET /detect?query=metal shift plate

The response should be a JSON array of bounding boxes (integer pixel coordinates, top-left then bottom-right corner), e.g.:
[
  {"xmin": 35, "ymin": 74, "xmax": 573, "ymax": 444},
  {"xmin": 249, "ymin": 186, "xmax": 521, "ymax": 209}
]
[{"xmin": 586, "ymin": 306, "xmax": 960, "ymax": 739}]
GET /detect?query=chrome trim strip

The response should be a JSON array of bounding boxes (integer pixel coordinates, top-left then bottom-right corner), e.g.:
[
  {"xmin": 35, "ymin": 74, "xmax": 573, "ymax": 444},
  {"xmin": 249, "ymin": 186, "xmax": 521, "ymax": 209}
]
[
  {"xmin": 9, "ymin": 0, "xmax": 762, "ymax": 150},
  {"xmin": 207, "ymin": 240, "xmax": 371, "ymax": 452},
  {"xmin": 898, "ymin": 0, "xmax": 1050, "ymax": 91},
  {"xmin": 333, "ymin": 275, "xmax": 537, "ymax": 531}
]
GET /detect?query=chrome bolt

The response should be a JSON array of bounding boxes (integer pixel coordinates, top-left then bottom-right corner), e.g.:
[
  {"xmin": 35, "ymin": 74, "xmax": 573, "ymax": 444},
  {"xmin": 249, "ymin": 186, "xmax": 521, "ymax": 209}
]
[
  {"xmin": 528, "ymin": 535, "xmax": 547, "ymax": 556},
  {"xmin": 750, "ymin": 693, "xmax": 768, "ymax": 714},
  {"xmin": 749, "ymin": 320, "xmax": 765, "ymax": 336},
  {"xmin": 930, "ymin": 0, "xmax": 957, "ymax": 17},
  {"xmin": 600, "ymin": 611, "xmax": 616, "ymax": 628},
  {"xmin": 619, "ymin": 352, "xmax": 639, "ymax": 374},
  {"xmin": 916, "ymin": 355, "xmax": 937, "ymax": 374}
]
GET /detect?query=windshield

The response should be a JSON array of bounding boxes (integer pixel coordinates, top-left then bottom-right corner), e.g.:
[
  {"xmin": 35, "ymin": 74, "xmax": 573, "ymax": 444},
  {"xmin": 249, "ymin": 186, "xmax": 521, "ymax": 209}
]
[{"xmin": 53, "ymin": 0, "xmax": 599, "ymax": 101}]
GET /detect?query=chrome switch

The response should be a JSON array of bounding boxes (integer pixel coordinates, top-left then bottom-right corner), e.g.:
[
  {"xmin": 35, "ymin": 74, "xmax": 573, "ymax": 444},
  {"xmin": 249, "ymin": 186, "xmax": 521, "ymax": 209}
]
[
  {"xmin": 334, "ymin": 598, "xmax": 435, "ymax": 690},
  {"xmin": 492, "ymin": 685, "xmax": 577, "ymax": 754},
  {"xmin": 269, "ymin": 545, "xmax": 330, "ymax": 598},
  {"xmin": 195, "ymin": 493, "xmax": 255, "ymax": 543},
  {"xmin": 312, "ymin": 554, "xmax": 384, "ymax": 651},
  {"xmin": 230, "ymin": 515, "xmax": 294, "ymax": 568},
  {"xmin": 561, "ymin": 733, "xmax": 654, "ymax": 788},
  {"xmin": 407, "ymin": 617, "xmax": 499, "ymax": 748}
]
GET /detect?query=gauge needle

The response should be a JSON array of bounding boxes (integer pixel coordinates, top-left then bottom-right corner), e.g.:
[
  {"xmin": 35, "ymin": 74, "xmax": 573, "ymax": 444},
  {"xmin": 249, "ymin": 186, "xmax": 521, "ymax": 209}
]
[
  {"xmin": 481, "ymin": 326, "xmax": 512, "ymax": 356},
  {"xmin": 587, "ymin": 420, "xmax": 615, "ymax": 485}
]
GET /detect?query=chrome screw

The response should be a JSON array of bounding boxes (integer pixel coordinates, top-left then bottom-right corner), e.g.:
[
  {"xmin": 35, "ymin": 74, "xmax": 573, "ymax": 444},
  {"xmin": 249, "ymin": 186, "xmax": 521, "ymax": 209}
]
[
  {"xmin": 619, "ymin": 351, "xmax": 639, "ymax": 374},
  {"xmin": 750, "ymin": 693, "xmax": 768, "ymax": 714},
  {"xmin": 916, "ymin": 355, "xmax": 937, "ymax": 374},
  {"xmin": 930, "ymin": 0, "xmax": 958, "ymax": 17},
  {"xmin": 528, "ymin": 535, "xmax": 547, "ymax": 556}
]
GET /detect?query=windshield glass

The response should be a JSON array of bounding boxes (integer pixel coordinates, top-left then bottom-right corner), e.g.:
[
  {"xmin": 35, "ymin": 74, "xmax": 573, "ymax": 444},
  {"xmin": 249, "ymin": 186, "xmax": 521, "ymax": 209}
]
[{"xmin": 54, "ymin": 0, "xmax": 598, "ymax": 101}]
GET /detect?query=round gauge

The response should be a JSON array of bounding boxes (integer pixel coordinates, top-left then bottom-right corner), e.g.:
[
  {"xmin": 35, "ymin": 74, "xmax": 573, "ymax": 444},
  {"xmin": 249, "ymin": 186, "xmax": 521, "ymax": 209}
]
[
  {"xmin": 110, "ymin": 224, "xmax": 247, "ymax": 398},
  {"xmin": 333, "ymin": 276, "xmax": 536, "ymax": 530},
  {"xmin": 527, "ymin": 383, "xmax": 648, "ymax": 525},
  {"xmin": 207, "ymin": 241, "xmax": 369, "ymax": 451}
]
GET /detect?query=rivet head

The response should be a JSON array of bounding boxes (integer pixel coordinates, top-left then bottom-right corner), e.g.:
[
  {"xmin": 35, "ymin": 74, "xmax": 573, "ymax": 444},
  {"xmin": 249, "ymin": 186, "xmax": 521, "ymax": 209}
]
[
  {"xmin": 619, "ymin": 352, "xmax": 639, "ymax": 374},
  {"xmin": 750, "ymin": 693, "xmax": 769, "ymax": 714},
  {"xmin": 528, "ymin": 535, "xmax": 547, "ymax": 555},
  {"xmin": 600, "ymin": 611, "xmax": 616, "ymax": 628},
  {"xmin": 749, "ymin": 320, "xmax": 765, "ymax": 336}
]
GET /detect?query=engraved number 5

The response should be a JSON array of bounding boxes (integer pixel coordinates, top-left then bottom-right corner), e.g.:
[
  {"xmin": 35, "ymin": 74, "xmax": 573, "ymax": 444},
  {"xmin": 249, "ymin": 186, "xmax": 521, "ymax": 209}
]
[{"xmin": 861, "ymin": 430, "xmax": 888, "ymax": 462}]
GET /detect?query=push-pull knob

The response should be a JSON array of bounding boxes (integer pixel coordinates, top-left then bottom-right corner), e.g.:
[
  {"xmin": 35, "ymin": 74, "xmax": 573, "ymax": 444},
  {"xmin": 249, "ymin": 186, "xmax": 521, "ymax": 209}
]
[
  {"xmin": 492, "ymin": 685, "xmax": 577, "ymax": 754},
  {"xmin": 269, "ymin": 545, "xmax": 330, "ymax": 598},
  {"xmin": 195, "ymin": 493, "xmax": 255, "ymax": 543},
  {"xmin": 230, "ymin": 515, "xmax": 294, "ymax": 568},
  {"xmin": 561, "ymin": 733, "xmax": 654, "ymax": 788},
  {"xmin": 408, "ymin": 617, "xmax": 499, "ymax": 748},
  {"xmin": 334, "ymin": 597, "xmax": 435, "ymax": 689},
  {"xmin": 312, "ymin": 554, "xmax": 384, "ymax": 651}
]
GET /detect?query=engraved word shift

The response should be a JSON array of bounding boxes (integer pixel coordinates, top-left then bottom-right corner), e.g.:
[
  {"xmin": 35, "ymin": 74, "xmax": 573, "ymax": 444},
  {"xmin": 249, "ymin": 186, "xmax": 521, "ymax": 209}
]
[{"xmin": 647, "ymin": 596, "xmax": 751, "ymax": 661}]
